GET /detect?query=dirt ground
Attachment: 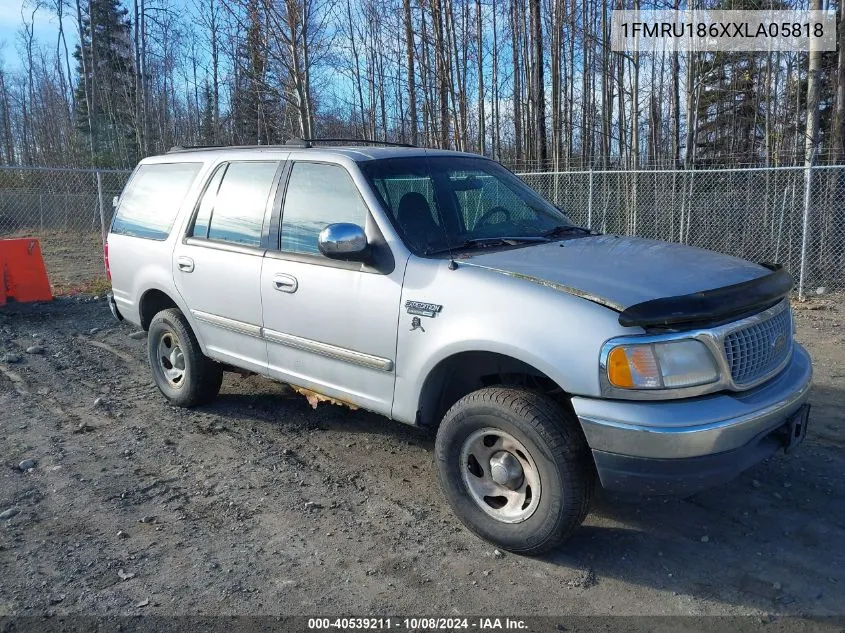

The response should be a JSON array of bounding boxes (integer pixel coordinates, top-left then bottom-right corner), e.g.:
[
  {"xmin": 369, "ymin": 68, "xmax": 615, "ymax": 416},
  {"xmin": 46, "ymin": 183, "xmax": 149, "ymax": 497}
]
[{"xmin": 0, "ymin": 293, "xmax": 843, "ymax": 624}]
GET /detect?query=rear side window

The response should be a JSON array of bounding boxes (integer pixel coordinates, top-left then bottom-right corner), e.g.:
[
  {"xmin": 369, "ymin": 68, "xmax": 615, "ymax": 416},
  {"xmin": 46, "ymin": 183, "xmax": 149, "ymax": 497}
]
[
  {"xmin": 191, "ymin": 161, "xmax": 279, "ymax": 247},
  {"xmin": 190, "ymin": 165, "xmax": 226, "ymax": 239},
  {"xmin": 112, "ymin": 162, "xmax": 201, "ymax": 240}
]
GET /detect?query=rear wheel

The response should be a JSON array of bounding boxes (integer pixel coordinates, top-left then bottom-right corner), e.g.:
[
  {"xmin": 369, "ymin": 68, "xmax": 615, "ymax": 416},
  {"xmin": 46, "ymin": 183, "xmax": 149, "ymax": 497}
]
[
  {"xmin": 434, "ymin": 387, "xmax": 594, "ymax": 555},
  {"xmin": 147, "ymin": 308, "xmax": 223, "ymax": 407}
]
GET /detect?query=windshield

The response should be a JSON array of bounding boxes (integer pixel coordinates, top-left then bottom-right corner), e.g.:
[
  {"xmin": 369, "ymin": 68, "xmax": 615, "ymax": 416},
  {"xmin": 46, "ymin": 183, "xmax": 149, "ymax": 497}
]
[{"xmin": 360, "ymin": 156, "xmax": 574, "ymax": 255}]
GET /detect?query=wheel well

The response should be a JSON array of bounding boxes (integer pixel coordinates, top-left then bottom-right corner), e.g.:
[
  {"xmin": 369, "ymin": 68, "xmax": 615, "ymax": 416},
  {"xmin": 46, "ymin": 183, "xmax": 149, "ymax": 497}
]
[
  {"xmin": 139, "ymin": 289, "xmax": 179, "ymax": 330},
  {"xmin": 416, "ymin": 351, "xmax": 570, "ymax": 429}
]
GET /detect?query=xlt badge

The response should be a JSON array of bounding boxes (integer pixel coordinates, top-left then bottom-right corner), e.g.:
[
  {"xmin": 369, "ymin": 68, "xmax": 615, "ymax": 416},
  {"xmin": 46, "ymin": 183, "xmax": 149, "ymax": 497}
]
[{"xmin": 405, "ymin": 301, "xmax": 442, "ymax": 318}]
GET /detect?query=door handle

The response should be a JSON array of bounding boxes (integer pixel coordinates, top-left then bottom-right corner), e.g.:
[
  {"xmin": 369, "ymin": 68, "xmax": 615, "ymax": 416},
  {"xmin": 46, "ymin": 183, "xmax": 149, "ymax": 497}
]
[
  {"xmin": 272, "ymin": 273, "xmax": 298, "ymax": 293},
  {"xmin": 176, "ymin": 256, "xmax": 194, "ymax": 273}
]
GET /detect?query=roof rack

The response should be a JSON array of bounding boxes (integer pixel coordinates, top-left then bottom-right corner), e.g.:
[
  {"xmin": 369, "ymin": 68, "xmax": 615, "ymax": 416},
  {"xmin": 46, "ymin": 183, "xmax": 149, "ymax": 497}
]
[
  {"xmin": 288, "ymin": 137, "xmax": 417, "ymax": 148},
  {"xmin": 167, "ymin": 144, "xmax": 288, "ymax": 153},
  {"xmin": 167, "ymin": 138, "xmax": 417, "ymax": 153}
]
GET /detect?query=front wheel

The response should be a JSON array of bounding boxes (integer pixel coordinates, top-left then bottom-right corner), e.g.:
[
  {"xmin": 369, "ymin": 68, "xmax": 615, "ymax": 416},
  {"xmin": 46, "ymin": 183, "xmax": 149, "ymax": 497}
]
[
  {"xmin": 434, "ymin": 387, "xmax": 594, "ymax": 555},
  {"xmin": 147, "ymin": 308, "xmax": 223, "ymax": 407}
]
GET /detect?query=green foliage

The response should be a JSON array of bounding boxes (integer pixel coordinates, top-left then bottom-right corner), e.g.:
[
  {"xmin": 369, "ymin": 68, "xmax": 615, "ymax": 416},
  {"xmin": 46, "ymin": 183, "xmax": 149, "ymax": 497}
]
[
  {"xmin": 230, "ymin": 0, "xmax": 284, "ymax": 145},
  {"xmin": 200, "ymin": 82, "xmax": 216, "ymax": 145},
  {"xmin": 73, "ymin": 0, "xmax": 138, "ymax": 167}
]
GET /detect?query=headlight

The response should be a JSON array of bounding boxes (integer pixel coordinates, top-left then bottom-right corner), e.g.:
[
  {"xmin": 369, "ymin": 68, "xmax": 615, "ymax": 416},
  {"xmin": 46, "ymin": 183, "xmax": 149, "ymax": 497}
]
[{"xmin": 605, "ymin": 339, "xmax": 719, "ymax": 390}]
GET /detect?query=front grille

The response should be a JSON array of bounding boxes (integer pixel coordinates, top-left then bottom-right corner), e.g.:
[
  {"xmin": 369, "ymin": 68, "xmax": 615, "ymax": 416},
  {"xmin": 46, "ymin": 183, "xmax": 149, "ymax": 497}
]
[{"xmin": 723, "ymin": 303, "xmax": 793, "ymax": 387}]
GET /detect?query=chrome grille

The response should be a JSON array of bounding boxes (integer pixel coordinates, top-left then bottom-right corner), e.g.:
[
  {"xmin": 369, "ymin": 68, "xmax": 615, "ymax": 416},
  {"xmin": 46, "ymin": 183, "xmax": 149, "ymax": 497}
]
[{"xmin": 723, "ymin": 303, "xmax": 792, "ymax": 387}]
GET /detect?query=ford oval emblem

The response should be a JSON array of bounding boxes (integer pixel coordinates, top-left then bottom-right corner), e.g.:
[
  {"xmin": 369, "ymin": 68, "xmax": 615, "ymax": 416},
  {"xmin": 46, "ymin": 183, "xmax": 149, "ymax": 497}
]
[{"xmin": 772, "ymin": 333, "xmax": 786, "ymax": 353}]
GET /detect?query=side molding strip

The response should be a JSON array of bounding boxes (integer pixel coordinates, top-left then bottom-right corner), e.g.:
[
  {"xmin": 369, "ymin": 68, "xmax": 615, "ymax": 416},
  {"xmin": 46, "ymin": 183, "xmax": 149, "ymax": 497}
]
[
  {"xmin": 190, "ymin": 310, "xmax": 394, "ymax": 373},
  {"xmin": 263, "ymin": 328, "xmax": 394, "ymax": 372},
  {"xmin": 191, "ymin": 310, "xmax": 263, "ymax": 338}
]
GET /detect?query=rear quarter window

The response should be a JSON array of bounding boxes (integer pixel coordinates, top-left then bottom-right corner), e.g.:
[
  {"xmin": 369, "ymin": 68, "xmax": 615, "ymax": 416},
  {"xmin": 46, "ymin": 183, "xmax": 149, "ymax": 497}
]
[{"xmin": 111, "ymin": 162, "xmax": 202, "ymax": 240}]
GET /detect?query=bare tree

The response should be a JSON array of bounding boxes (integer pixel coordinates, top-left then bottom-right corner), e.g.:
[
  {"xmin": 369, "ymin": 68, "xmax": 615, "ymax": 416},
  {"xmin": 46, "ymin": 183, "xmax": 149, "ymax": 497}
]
[{"xmin": 403, "ymin": 0, "xmax": 417, "ymax": 145}]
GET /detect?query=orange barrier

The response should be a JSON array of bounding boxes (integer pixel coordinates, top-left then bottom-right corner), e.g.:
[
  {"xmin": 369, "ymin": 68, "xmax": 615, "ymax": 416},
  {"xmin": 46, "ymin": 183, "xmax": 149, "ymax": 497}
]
[{"xmin": 0, "ymin": 238, "xmax": 53, "ymax": 303}]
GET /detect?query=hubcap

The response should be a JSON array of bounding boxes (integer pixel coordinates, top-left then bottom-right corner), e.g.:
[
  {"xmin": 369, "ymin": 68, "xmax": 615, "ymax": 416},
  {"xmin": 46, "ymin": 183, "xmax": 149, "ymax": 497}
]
[
  {"xmin": 460, "ymin": 428, "xmax": 541, "ymax": 524},
  {"xmin": 489, "ymin": 451, "xmax": 524, "ymax": 489},
  {"xmin": 157, "ymin": 331, "xmax": 186, "ymax": 388}
]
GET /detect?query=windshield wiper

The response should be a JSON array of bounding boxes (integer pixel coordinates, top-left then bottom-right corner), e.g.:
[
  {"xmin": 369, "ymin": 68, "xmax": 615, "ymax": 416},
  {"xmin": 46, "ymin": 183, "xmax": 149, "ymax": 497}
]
[
  {"xmin": 540, "ymin": 225, "xmax": 594, "ymax": 238},
  {"xmin": 424, "ymin": 236, "xmax": 548, "ymax": 256}
]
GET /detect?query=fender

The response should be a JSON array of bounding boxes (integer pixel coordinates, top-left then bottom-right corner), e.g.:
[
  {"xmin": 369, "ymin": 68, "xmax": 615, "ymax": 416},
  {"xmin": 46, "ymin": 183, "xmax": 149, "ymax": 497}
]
[
  {"xmin": 390, "ymin": 260, "xmax": 630, "ymax": 425},
  {"xmin": 134, "ymin": 283, "xmax": 211, "ymax": 356}
]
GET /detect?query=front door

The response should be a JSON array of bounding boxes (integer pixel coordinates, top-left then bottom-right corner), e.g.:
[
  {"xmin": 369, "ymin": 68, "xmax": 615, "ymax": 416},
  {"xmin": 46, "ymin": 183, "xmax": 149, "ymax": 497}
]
[
  {"xmin": 260, "ymin": 161, "xmax": 405, "ymax": 416},
  {"xmin": 173, "ymin": 159, "xmax": 282, "ymax": 373}
]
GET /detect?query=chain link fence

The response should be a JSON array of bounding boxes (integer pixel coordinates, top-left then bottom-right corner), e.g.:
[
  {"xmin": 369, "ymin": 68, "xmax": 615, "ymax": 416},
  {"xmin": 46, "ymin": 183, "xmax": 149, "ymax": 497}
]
[
  {"xmin": 0, "ymin": 164, "xmax": 842, "ymax": 296},
  {"xmin": 521, "ymin": 165, "xmax": 845, "ymax": 297},
  {"xmin": 0, "ymin": 166, "xmax": 130, "ymax": 293}
]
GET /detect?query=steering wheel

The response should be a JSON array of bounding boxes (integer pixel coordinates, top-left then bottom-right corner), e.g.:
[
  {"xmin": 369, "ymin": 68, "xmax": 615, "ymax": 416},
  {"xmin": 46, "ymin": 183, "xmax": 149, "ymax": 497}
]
[{"xmin": 476, "ymin": 206, "xmax": 511, "ymax": 227}]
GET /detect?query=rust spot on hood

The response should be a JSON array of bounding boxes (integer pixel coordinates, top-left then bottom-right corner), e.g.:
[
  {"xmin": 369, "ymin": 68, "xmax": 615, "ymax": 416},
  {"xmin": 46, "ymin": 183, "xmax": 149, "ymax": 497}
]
[{"xmin": 460, "ymin": 262, "xmax": 627, "ymax": 312}]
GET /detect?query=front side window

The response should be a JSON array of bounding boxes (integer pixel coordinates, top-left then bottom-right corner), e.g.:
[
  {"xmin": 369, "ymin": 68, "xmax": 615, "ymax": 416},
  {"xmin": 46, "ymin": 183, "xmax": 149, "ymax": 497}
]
[
  {"xmin": 112, "ymin": 162, "xmax": 202, "ymax": 240},
  {"xmin": 361, "ymin": 156, "xmax": 574, "ymax": 254},
  {"xmin": 280, "ymin": 162, "xmax": 369, "ymax": 256},
  {"xmin": 365, "ymin": 165, "xmax": 440, "ymax": 253},
  {"xmin": 192, "ymin": 161, "xmax": 279, "ymax": 247}
]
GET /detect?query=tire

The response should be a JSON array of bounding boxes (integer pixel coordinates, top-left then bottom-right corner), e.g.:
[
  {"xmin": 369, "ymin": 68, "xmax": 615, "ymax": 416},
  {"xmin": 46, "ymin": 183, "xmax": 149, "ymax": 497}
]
[
  {"xmin": 434, "ymin": 387, "xmax": 594, "ymax": 555},
  {"xmin": 147, "ymin": 308, "xmax": 223, "ymax": 407}
]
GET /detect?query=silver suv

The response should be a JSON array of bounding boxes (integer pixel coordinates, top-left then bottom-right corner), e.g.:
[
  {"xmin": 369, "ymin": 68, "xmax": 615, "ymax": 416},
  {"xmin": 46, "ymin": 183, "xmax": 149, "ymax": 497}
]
[{"xmin": 106, "ymin": 141, "xmax": 812, "ymax": 555}]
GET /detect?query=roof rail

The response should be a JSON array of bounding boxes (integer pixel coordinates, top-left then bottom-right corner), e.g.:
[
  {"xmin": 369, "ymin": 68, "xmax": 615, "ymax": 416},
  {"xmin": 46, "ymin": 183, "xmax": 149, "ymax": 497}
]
[
  {"xmin": 167, "ymin": 144, "xmax": 289, "ymax": 153},
  {"xmin": 167, "ymin": 138, "xmax": 417, "ymax": 153},
  {"xmin": 296, "ymin": 137, "xmax": 417, "ymax": 148}
]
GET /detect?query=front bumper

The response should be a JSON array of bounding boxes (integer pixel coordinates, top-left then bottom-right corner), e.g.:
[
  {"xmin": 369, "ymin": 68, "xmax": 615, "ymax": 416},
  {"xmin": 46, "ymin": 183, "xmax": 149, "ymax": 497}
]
[{"xmin": 573, "ymin": 344, "xmax": 812, "ymax": 494}]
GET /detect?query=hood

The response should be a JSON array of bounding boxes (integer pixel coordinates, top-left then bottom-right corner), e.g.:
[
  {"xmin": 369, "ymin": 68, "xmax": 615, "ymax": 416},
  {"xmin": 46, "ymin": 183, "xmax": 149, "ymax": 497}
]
[{"xmin": 461, "ymin": 235, "xmax": 770, "ymax": 312}]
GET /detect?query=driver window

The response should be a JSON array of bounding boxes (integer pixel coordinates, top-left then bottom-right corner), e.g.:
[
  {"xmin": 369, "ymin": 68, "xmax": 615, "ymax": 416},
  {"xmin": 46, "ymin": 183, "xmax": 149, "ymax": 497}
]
[{"xmin": 280, "ymin": 162, "xmax": 369, "ymax": 256}]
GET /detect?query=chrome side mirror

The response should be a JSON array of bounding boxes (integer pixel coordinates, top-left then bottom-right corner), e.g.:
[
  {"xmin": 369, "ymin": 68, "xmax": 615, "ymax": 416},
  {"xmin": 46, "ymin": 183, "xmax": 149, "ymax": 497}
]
[{"xmin": 318, "ymin": 223, "xmax": 369, "ymax": 261}]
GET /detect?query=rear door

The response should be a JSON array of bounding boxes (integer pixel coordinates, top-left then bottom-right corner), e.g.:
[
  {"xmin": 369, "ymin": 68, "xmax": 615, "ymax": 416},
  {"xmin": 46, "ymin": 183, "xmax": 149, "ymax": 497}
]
[{"xmin": 173, "ymin": 159, "xmax": 284, "ymax": 373}]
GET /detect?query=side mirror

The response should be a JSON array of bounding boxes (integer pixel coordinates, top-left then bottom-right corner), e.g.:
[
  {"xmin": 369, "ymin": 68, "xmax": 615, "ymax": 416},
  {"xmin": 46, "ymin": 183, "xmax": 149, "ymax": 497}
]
[
  {"xmin": 112, "ymin": 196, "xmax": 119, "ymax": 209},
  {"xmin": 318, "ymin": 223, "xmax": 370, "ymax": 261}
]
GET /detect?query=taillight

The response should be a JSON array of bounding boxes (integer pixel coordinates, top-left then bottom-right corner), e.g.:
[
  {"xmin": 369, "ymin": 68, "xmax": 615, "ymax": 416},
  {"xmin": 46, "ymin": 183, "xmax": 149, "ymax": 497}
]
[{"xmin": 104, "ymin": 241, "xmax": 111, "ymax": 281}]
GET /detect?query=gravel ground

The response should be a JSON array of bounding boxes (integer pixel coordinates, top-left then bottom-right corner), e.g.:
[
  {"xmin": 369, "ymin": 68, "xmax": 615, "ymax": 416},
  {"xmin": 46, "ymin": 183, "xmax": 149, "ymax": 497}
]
[{"xmin": 0, "ymin": 295, "xmax": 843, "ymax": 625}]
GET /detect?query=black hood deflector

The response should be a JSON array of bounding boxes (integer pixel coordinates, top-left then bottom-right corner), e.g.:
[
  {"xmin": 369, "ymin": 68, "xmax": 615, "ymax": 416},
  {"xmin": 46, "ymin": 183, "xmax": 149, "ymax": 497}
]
[{"xmin": 618, "ymin": 265, "xmax": 793, "ymax": 328}]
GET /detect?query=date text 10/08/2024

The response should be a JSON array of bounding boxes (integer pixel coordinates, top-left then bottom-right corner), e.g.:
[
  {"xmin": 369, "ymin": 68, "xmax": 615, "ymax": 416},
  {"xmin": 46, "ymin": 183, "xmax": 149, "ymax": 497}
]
[{"xmin": 307, "ymin": 617, "xmax": 529, "ymax": 630}]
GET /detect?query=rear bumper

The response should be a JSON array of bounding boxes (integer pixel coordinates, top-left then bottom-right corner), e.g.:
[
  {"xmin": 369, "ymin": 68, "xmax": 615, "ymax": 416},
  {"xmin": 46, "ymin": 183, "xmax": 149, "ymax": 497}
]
[
  {"xmin": 573, "ymin": 344, "xmax": 812, "ymax": 494},
  {"xmin": 107, "ymin": 292, "xmax": 123, "ymax": 321}
]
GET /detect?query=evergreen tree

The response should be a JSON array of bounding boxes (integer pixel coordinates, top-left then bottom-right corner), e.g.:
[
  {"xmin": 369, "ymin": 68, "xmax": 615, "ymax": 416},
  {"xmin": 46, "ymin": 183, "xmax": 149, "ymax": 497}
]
[
  {"xmin": 199, "ymin": 82, "xmax": 216, "ymax": 145},
  {"xmin": 694, "ymin": 51, "xmax": 766, "ymax": 166},
  {"xmin": 691, "ymin": 0, "xmax": 790, "ymax": 166},
  {"xmin": 231, "ymin": 0, "xmax": 283, "ymax": 145},
  {"xmin": 73, "ymin": 0, "xmax": 137, "ymax": 166}
]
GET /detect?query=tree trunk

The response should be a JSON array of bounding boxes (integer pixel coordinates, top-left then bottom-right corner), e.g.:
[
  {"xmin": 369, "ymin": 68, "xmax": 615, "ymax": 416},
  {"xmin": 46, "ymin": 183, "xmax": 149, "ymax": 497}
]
[
  {"xmin": 799, "ymin": 0, "xmax": 822, "ymax": 299},
  {"xmin": 509, "ymin": 0, "xmax": 522, "ymax": 164},
  {"xmin": 432, "ymin": 0, "xmax": 449, "ymax": 147},
  {"xmin": 529, "ymin": 0, "xmax": 545, "ymax": 167},
  {"xmin": 476, "ymin": 0, "xmax": 484, "ymax": 154},
  {"xmin": 833, "ymin": 0, "xmax": 845, "ymax": 162},
  {"xmin": 403, "ymin": 0, "xmax": 418, "ymax": 145},
  {"xmin": 491, "ymin": 0, "xmax": 499, "ymax": 159}
]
